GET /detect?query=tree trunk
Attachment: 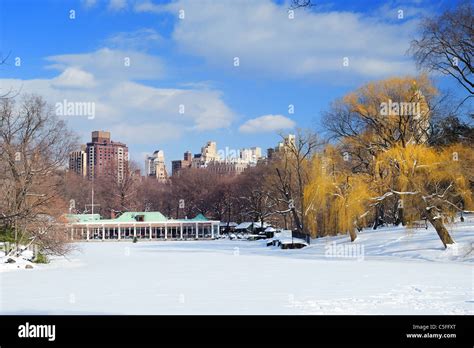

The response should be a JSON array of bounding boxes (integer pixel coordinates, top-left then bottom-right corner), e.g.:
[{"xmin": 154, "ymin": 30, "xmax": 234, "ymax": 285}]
[
  {"xmin": 373, "ymin": 204, "xmax": 385, "ymax": 229},
  {"xmin": 426, "ymin": 208, "xmax": 455, "ymax": 248},
  {"xmin": 348, "ymin": 227, "xmax": 357, "ymax": 242},
  {"xmin": 290, "ymin": 206, "xmax": 303, "ymax": 234},
  {"xmin": 372, "ymin": 205, "xmax": 379, "ymax": 230},
  {"xmin": 396, "ymin": 203, "xmax": 406, "ymax": 226},
  {"xmin": 275, "ymin": 168, "xmax": 303, "ymax": 234}
]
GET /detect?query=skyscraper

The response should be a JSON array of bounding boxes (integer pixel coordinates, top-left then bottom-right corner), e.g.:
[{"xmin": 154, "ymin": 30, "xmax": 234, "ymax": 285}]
[
  {"xmin": 267, "ymin": 134, "xmax": 295, "ymax": 160},
  {"xmin": 171, "ymin": 151, "xmax": 192, "ymax": 176},
  {"xmin": 145, "ymin": 150, "xmax": 168, "ymax": 183},
  {"xmin": 68, "ymin": 145, "xmax": 87, "ymax": 177},
  {"xmin": 84, "ymin": 131, "xmax": 129, "ymax": 182},
  {"xmin": 201, "ymin": 141, "xmax": 219, "ymax": 163}
]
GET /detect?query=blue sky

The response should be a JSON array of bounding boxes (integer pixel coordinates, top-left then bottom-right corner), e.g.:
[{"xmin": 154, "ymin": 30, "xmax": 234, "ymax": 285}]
[{"xmin": 0, "ymin": 0, "xmax": 464, "ymax": 169}]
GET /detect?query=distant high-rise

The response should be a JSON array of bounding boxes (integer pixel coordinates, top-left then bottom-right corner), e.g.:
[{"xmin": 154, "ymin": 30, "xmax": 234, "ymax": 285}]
[
  {"xmin": 172, "ymin": 151, "xmax": 192, "ymax": 176},
  {"xmin": 69, "ymin": 145, "xmax": 87, "ymax": 177},
  {"xmin": 184, "ymin": 151, "xmax": 192, "ymax": 162},
  {"xmin": 172, "ymin": 141, "xmax": 264, "ymax": 177},
  {"xmin": 240, "ymin": 147, "xmax": 262, "ymax": 164},
  {"xmin": 267, "ymin": 134, "xmax": 295, "ymax": 160},
  {"xmin": 145, "ymin": 150, "xmax": 168, "ymax": 183},
  {"xmin": 190, "ymin": 141, "xmax": 219, "ymax": 169},
  {"xmin": 85, "ymin": 131, "xmax": 128, "ymax": 182},
  {"xmin": 201, "ymin": 141, "xmax": 219, "ymax": 163}
]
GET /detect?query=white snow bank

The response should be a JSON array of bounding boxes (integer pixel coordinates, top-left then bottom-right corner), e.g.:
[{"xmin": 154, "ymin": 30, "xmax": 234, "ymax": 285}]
[
  {"xmin": 0, "ymin": 216, "xmax": 472, "ymax": 314},
  {"xmin": 0, "ymin": 247, "xmax": 36, "ymax": 273},
  {"xmin": 302, "ymin": 219, "xmax": 474, "ymax": 264},
  {"xmin": 1, "ymin": 238, "xmax": 472, "ymax": 315}
]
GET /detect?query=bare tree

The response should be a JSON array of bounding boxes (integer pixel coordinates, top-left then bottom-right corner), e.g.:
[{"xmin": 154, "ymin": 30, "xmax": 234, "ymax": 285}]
[
  {"xmin": 238, "ymin": 165, "xmax": 277, "ymax": 229},
  {"xmin": 0, "ymin": 52, "xmax": 21, "ymax": 99},
  {"xmin": 272, "ymin": 130, "xmax": 322, "ymax": 235},
  {"xmin": 208, "ymin": 175, "xmax": 239, "ymax": 223},
  {"xmin": 136, "ymin": 176, "xmax": 170, "ymax": 213},
  {"xmin": 170, "ymin": 168, "xmax": 219, "ymax": 218},
  {"xmin": 0, "ymin": 94, "xmax": 77, "ymax": 255},
  {"xmin": 410, "ymin": 1, "xmax": 473, "ymax": 100},
  {"xmin": 94, "ymin": 161, "xmax": 141, "ymax": 216},
  {"xmin": 60, "ymin": 172, "xmax": 92, "ymax": 214}
]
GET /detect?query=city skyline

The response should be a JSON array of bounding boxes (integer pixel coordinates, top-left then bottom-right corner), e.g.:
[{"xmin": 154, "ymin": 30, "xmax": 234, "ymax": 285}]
[
  {"xmin": 71, "ymin": 129, "xmax": 280, "ymax": 176},
  {"xmin": 1, "ymin": 0, "xmax": 465, "ymax": 174}
]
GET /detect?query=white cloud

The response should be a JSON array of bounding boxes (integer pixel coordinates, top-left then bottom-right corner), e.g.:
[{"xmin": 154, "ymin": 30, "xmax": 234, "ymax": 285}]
[
  {"xmin": 138, "ymin": 0, "xmax": 418, "ymax": 80},
  {"xmin": 52, "ymin": 67, "xmax": 96, "ymax": 88},
  {"xmin": 1, "ymin": 48, "xmax": 235, "ymax": 138},
  {"xmin": 105, "ymin": 28, "xmax": 162, "ymax": 51},
  {"xmin": 46, "ymin": 48, "xmax": 165, "ymax": 81},
  {"xmin": 373, "ymin": 0, "xmax": 433, "ymax": 21},
  {"xmin": 134, "ymin": 0, "xmax": 163, "ymax": 13},
  {"xmin": 239, "ymin": 114, "xmax": 295, "ymax": 133},
  {"xmin": 104, "ymin": 81, "xmax": 234, "ymax": 129},
  {"xmin": 82, "ymin": 0, "xmax": 97, "ymax": 8},
  {"xmin": 108, "ymin": 0, "xmax": 127, "ymax": 11},
  {"xmin": 110, "ymin": 122, "xmax": 183, "ymax": 144}
]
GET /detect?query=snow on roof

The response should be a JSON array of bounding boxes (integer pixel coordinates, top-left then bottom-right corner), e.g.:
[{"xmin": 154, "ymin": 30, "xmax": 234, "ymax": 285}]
[
  {"xmin": 235, "ymin": 222, "xmax": 270, "ymax": 229},
  {"xmin": 273, "ymin": 230, "xmax": 292, "ymax": 239},
  {"xmin": 219, "ymin": 222, "xmax": 238, "ymax": 227},
  {"xmin": 235, "ymin": 222, "xmax": 253, "ymax": 229},
  {"xmin": 279, "ymin": 237, "xmax": 308, "ymax": 246},
  {"xmin": 66, "ymin": 214, "xmax": 101, "ymax": 223}
]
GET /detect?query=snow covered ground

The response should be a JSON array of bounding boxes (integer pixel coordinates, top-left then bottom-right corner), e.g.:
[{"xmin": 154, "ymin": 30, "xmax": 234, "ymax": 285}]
[{"xmin": 0, "ymin": 218, "xmax": 472, "ymax": 314}]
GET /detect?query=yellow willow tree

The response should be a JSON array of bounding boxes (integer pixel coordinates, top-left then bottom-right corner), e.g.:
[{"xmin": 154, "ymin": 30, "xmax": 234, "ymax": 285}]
[
  {"xmin": 324, "ymin": 75, "xmax": 441, "ymax": 226},
  {"xmin": 325, "ymin": 75, "xmax": 436, "ymax": 154},
  {"xmin": 373, "ymin": 143, "xmax": 473, "ymax": 248},
  {"xmin": 304, "ymin": 147, "xmax": 375, "ymax": 241}
]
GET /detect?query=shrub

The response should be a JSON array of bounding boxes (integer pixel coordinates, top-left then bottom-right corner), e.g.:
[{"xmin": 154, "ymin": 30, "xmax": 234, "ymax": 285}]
[
  {"xmin": 0, "ymin": 228, "xmax": 16, "ymax": 243},
  {"xmin": 34, "ymin": 252, "xmax": 49, "ymax": 264}
]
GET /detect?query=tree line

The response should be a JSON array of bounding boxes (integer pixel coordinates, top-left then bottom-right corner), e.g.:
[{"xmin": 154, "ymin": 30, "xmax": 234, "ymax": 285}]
[{"xmin": 1, "ymin": 0, "xmax": 472, "ymax": 253}]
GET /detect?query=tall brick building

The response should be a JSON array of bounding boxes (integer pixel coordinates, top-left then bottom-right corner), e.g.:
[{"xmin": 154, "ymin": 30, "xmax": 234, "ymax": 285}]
[
  {"xmin": 69, "ymin": 131, "xmax": 128, "ymax": 182},
  {"xmin": 171, "ymin": 151, "xmax": 192, "ymax": 177}
]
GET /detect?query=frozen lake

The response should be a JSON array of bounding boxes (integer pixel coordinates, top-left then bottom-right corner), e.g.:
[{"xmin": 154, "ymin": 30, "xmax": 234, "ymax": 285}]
[{"xmin": 1, "ymin": 225, "xmax": 473, "ymax": 315}]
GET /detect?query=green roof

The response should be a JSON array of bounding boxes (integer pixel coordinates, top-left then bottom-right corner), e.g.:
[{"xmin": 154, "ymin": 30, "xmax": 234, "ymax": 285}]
[
  {"xmin": 107, "ymin": 211, "xmax": 168, "ymax": 223},
  {"xmin": 190, "ymin": 213, "xmax": 208, "ymax": 221},
  {"xmin": 68, "ymin": 211, "xmax": 215, "ymax": 224}
]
